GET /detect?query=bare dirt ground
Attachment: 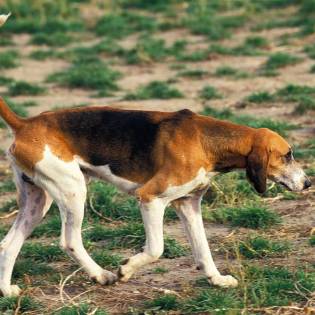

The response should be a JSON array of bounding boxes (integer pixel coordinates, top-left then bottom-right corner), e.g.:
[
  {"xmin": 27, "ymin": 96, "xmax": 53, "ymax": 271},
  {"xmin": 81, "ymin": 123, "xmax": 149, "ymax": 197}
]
[{"xmin": 0, "ymin": 3, "xmax": 315, "ymax": 315}]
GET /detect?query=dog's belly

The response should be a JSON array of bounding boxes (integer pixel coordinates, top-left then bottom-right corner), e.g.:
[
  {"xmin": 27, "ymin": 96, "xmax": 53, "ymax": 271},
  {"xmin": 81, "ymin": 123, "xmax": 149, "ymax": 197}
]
[{"xmin": 77, "ymin": 158, "xmax": 140, "ymax": 194}]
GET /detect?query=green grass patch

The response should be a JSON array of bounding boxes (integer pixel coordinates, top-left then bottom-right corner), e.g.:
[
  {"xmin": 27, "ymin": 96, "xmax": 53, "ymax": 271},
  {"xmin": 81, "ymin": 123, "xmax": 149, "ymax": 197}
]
[
  {"xmin": 214, "ymin": 66, "xmax": 249, "ymax": 78},
  {"xmin": 209, "ymin": 205, "xmax": 281, "ymax": 229},
  {"xmin": 20, "ymin": 242, "xmax": 64, "ymax": 262},
  {"xmin": 91, "ymin": 250, "xmax": 122, "ymax": 268},
  {"xmin": 309, "ymin": 235, "xmax": 315, "ymax": 246},
  {"xmin": 178, "ymin": 69, "xmax": 208, "ymax": 79},
  {"xmin": 30, "ymin": 32, "xmax": 73, "ymax": 47},
  {"xmin": 0, "ymin": 296, "xmax": 40, "ymax": 313},
  {"xmin": 0, "ymin": 50, "xmax": 19, "ymax": 69},
  {"xmin": 31, "ymin": 215, "xmax": 61, "ymax": 238},
  {"xmin": 29, "ymin": 49, "xmax": 59, "ymax": 60},
  {"xmin": 47, "ymin": 59, "xmax": 120, "ymax": 95},
  {"xmin": 247, "ymin": 91, "xmax": 275, "ymax": 103},
  {"xmin": 199, "ymin": 85, "xmax": 221, "ymax": 100},
  {"xmin": 0, "ymin": 199, "xmax": 17, "ymax": 213},
  {"xmin": 0, "ymin": 179, "xmax": 16, "ymax": 193},
  {"xmin": 53, "ymin": 303, "xmax": 108, "ymax": 315},
  {"xmin": 124, "ymin": 81, "xmax": 183, "ymax": 100},
  {"xmin": 238, "ymin": 235, "xmax": 290, "ymax": 258},
  {"xmin": 262, "ymin": 52, "xmax": 302, "ymax": 70},
  {"xmin": 0, "ymin": 75, "xmax": 14, "ymax": 86},
  {"xmin": 13, "ymin": 258, "xmax": 54, "ymax": 279},
  {"xmin": 145, "ymin": 294, "xmax": 179, "ymax": 311},
  {"xmin": 202, "ymin": 107, "xmax": 296, "ymax": 136},
  {"xmin": 7, "ymin": 80, "xmax": 46, "ymax": 96},
  {"xmin": 163, "ymin": 238, "xmax": 188, "ymax": 258},
  {"xmin": 94, "ymin": 12, "xmax": 157, "ymax": 38}
]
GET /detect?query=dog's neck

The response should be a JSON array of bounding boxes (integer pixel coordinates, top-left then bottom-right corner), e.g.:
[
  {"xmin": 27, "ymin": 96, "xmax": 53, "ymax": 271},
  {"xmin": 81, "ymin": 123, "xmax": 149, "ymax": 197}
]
[{"xmin": 200, "ymin": 117, "xmax": 255, "ymax": 172}]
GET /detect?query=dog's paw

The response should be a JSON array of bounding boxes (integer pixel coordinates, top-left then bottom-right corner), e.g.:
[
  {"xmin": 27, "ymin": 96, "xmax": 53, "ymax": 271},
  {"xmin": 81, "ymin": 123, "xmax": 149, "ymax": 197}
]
[
  {"xmin": 0, "ymin": 285, "xmax": 21, "ymax": 297},
  {"xmin": 91, "ymin": 270, "xmax": 117, "ymax": 285},
  {"xmin": 209, "ymin": 274, "xmax": 238, "ymax": 288},
  {"xmin": 117, "ymin": 261, "xmax": 134, "ymax": 282}
]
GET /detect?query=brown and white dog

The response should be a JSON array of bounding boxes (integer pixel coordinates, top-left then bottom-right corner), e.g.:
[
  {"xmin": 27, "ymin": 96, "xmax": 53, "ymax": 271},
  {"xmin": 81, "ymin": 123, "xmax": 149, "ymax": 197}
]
[{"xmin": 0, "ymin": 98, "xmax": 311, "ymax": 297}]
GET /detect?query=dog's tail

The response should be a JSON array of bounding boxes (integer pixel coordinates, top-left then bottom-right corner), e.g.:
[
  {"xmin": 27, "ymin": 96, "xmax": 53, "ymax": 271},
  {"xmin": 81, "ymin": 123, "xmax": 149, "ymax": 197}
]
[{"xmin": 0, "ymin": 97, "xmax": 24, "ymax": 131}]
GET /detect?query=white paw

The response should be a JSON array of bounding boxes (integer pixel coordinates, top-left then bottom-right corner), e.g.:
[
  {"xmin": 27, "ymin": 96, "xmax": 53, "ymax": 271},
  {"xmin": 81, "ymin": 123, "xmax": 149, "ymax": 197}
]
[
  {"xmin": 0, "ymin": 285, "xmax": 21, "ymax": 297},
  {"xmin": 117, "ymin": 263, "xmax": 134, "ymax": 282},
  {"xmin": 91, "ymin": 270, "xmax": 117, "ymax": 285},
  {"xmin": 209, "ymin": 274, "xmax": 238, "ymax": 288}
]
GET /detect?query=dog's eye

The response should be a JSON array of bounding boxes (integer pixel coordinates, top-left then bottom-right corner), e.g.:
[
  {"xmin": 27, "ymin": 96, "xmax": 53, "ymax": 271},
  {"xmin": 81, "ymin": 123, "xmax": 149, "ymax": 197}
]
[{"xmin": 284, "ymin": 150, "xmax": 292, "ymax": 162}]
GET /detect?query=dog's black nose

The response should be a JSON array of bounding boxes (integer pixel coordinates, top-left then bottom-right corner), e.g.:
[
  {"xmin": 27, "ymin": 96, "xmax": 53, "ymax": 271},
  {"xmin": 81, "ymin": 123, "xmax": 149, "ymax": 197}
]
[{"xmin": 303, "ymin": 179, "xmax": 312, "ymax": 190}]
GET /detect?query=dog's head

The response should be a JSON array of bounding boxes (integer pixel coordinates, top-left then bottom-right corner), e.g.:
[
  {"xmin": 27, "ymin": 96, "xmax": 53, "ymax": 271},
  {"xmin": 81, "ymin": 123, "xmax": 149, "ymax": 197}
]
[{"xmin": 246, "ymin": 128, "xmax": 311, "ymax": 194}]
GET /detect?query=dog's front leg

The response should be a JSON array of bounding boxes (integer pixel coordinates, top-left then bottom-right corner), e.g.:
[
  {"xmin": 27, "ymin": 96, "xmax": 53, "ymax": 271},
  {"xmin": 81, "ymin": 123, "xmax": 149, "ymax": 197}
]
[
  {"xmin": 173, "ymin": 193, "xmax": 238, "ymax": 288},
  {"xmin": 118, "ymin": 198, "xmax": 166, "ymax": 282}
]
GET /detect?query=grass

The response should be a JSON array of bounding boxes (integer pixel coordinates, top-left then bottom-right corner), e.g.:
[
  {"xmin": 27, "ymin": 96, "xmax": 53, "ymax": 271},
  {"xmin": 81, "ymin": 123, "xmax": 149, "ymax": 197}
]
[
  {"xmin": 199, "ymin": 85, "xmax": 221, "ymax": 100},
  {"xmin": 214, "ymin": 66, "xmax": 249, "ymax": 78},
  {"xmin": 13, "ymin": 258, "xmax": 55, "ymax": 279},
  {"xmin": 276, "ymin": 84, "xmax": 315, "ymax": 114},
  {"xmin": 0, "ymin": 296, "xmax": 40, "ymax": 313},
  {"xmin": 262, "ymin": 52, "xmax": 302, "ymax": 70},
  {"xmin": 29, "ymin": 49, "xmax": 58, "ymax": 60},
  {"xmin": 94, "ymin": 12, "xmax": 157, "ymax": 38},
  {"xmin": 124, "ymin": 81, "xmax": 183, "ymax": 100},
  {"xmin": 238, "ymin": 235, "xmax": 290, "ymax": 258},
  {"xmin": 30, "ymin": 32, "xmax": 73, "ymax": 47},
  {"xmin": 0, "ymin": 179, "xmax": 16, "ymax": 193},
  {"xmin": 178, "ymin": 69, "xmax": 208, "ymax": 79},
  {"xmin": 20, "ymin": 242, "xmax": 64, "ymax": 262},
  {"xmin": 91, "ymin": 250, "xmax": 122, "ymax": 268},
  {"xmin": 209, "ymin": 205, "xmax": 281, "ymax": 229},
  {"xmin": 47, "ymin": 58, "xmax": 120, "ymax": 95},
  {"xmin": 7, "ymin": 80, "xmax": 46, "ymax": 96},
  {"xmin": 145, "ymin": 295, "xmax": 179, "ymax": 311},
  {"xmin": 31, "ymin": 215, "xmax": 61, "ymax": 238},
  {"xmin": 247, "ymin": 91, "xmax": 275, "ymax": 103},
  {"xmin": 0, "ymin": 199, "xmax": 17, "ymax": 213},
  {"xmin": 0, "ymin": 50, "xmax": 19, "ymax": 69},
  {"xmin": 202, "ymin": 107, "xmax": 296, "ymax": 136},
  {"xmin": 53, "ymin": 304, "xmax": 108, "ymax": 315}
]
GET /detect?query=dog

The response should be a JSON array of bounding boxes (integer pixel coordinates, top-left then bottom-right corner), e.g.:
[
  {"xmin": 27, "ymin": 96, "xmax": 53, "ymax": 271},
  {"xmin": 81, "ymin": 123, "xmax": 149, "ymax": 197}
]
[{"xmin": 0, "ymin": 97, "xmax": 311, "ymax": 297}]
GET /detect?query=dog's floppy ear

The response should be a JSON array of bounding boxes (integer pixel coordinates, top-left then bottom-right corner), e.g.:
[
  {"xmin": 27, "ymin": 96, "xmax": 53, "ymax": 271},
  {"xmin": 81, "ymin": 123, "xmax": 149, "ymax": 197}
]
[{"xmin": 246, "ymin": 145, "xmax": 269, "ymax": 194}]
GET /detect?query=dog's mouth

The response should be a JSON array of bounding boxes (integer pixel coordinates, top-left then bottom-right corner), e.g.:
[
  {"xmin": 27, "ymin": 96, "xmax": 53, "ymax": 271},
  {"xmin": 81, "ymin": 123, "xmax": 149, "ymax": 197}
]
[{"xmin": 278, "ymin": 181, "xmax": 292, "ymax": 191}]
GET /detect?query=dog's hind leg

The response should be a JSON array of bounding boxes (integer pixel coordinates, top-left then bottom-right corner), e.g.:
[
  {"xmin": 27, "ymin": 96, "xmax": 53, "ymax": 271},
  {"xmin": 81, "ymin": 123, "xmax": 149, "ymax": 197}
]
[
  {"xmin": 34, "ymin": 149, "xmax": 117, "ymax": 285},
  {"xmin": 0, "ymin": 166, "xmax": 52, "ymax": 297},
  {"xmin": 173, "ymin": 191, "xmax": 238, "ymax": 288}
]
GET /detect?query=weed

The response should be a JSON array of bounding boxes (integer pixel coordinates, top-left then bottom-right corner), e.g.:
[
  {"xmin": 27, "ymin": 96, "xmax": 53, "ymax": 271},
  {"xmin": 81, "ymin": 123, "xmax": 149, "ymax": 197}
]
[
  {"xmin": 53, "ymin": 303, "xmax": 108, "ymax": 315},
  {"xmin": 91, "ymin": 250, "xmax": 122, "ymax": 268},
  {"xmin": 238, "ymin": 235, "xmax": 290, "ymax": 258},
  {"xmin": 163, "ymin": 238, "xmax": 188, "ymax": 258},
  {"xmin": 48, "ymin": 59, "xmax": 120, "ymax": 95},
  {"xmin": 152, "ymin": 267, "xmax": 169, "ymax": 274},
  {"xmin": 13, "ymin": 258, "xmax": 54, "ymax": 279},
  {"xmin": 178, "ymin": 69, "xmax": 208, "ymax": 79},
  {"xmin": 0, "ymin": 199, "xmax": 17, "ymax": 213},
  {"xmin": 214, "ymin": 66, "xmax": 249, "ymax": 78},
  {"xmin": 0, "ymin": 75, "xmax": 14, "ymax": 86},
  {"xmin": 247, "ymin": 91, "xmax": 274, "ymax": 103},
  {"xmin": 8, "ymin": 80, "xmax": 46, "ymax": 96},
  {"xmin": 209, "ymin": 205, "xmax": 281, "ymax": 229},
  {"xmin": 0, "ymin": 50, "xmax": 19, "ymax": 69},
  {"xmin": 262, "ymin": 53, "xmax": 302, "ymax": 70},
  {"xmin": 182, "ymin": 288, "xmax": 241, "ymax": 314},
  {"xmin": 125, "ymin": 81, "xmax": 183, "ymax": 100},
  {"xmin": 31, "ymin": 32, "xmax": 73, "ymax": 47},
  {"xmin": 94, "ymin": 12, "xmax": 157, "ymax": 38},
  {"xmin": 145, "ymin": 294, "xmax": 179, "ymax": 311},
  {"xmin": 30, "ymin": 49, "xmax": 59, "ymax": 60},
  {"xmin": 0, "ymin": 296, "xmax": 40, "ymax": 313},
  {"xmin": 0, "ymin": 179, "xmax": 16, "ymax": 193},
  {"xmin": 202, "ymin": 107, "xmax": 296, "ymax": 136},
  {"xmin": 20, "ymin": 242, "xmax": 64, "ymax": 262},
  {"xmin": 31, "ymin": 215, "xmax": 61, "ymax": 238},
  {"xmin": 199, "ymin": 85, "xmax": 221, "ymax": 100}
]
